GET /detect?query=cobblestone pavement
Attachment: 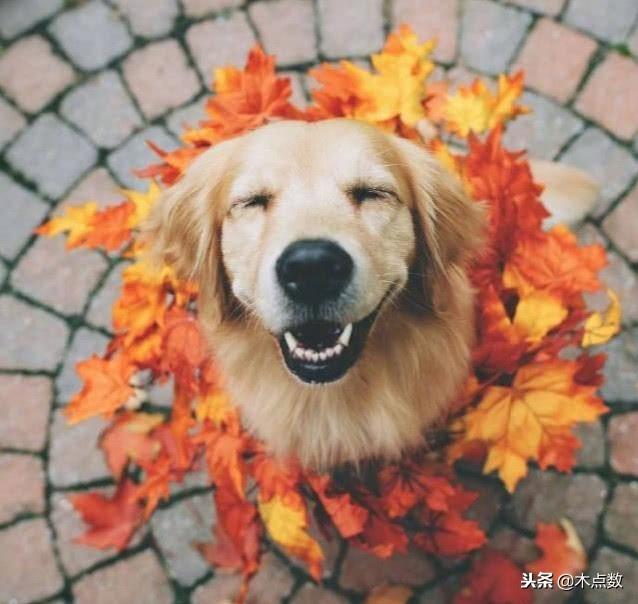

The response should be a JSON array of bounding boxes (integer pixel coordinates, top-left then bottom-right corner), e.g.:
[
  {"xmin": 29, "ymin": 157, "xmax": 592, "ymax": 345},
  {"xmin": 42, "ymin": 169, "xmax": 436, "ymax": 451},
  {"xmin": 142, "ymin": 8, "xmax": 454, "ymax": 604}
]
[{"xmin": 0, "ymin": 0, "xmax": 637, "ymax": 603}]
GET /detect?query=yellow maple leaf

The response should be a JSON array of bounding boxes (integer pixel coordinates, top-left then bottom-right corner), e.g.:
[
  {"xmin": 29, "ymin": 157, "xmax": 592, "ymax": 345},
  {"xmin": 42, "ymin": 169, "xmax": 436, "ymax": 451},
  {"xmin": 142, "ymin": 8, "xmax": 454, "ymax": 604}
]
[
  {"xmin": 121, "ymin": 181, "xmax": 162, "ymax": 228},
  {"xmin": 36, "ymin": 202, "xmax": 98, "ymax": 248},
  {"xmin": 513, "ymin": 291, "xmax": 568, "ymax": 344},
  {"xmin": 461, "ymin": 360, "xmax": 605, "ymax": 492},
  {"xmin": 582, "ymin": 289, "xmax": 621, "ymax": 347},
  {"xmin": 341, "ymin": 25, "xmax": 434, "ymax": 127},
  {"xmin": 443, "ymin": 72, "xmax": 528, "ymax": 137},
  {"xmin": 195, "ymin": 391, "xmax": 233, "ymax": 425},
  {"xmin": 258, "ymin": 493, "xmax": 323, "ymax": 580}
]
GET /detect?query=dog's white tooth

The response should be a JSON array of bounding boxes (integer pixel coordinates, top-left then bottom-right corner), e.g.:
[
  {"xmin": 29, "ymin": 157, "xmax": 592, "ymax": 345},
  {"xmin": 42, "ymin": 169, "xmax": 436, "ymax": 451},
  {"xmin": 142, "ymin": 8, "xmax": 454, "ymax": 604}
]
[
  {"xmin": 338, "ymin": 323, "xmax": 353, "ymax": 347},
  {"xmin": 325, "ymin": 348, "xmax": 335, "ymax": 358},
  {"xmin": 334, "ymin": 343, "xmax": 344, "ymax": 355},
  {"xmin": 304, "ymin": 350, "xmax": 314, "ymax": 361},
  {"xmin": 284, "ymin": 331, "xmax": 298, "ymax": 352},
  {"xmin": 319, "ymin": 351, "xmax": 327, "ymax": 361},
  {"xmin": 294, "ymin": 347, "xmax": 304, "ymax": 359},
  {"xmin": 312, "ymin": 352, "xmax": 320, "ymax": 362}
]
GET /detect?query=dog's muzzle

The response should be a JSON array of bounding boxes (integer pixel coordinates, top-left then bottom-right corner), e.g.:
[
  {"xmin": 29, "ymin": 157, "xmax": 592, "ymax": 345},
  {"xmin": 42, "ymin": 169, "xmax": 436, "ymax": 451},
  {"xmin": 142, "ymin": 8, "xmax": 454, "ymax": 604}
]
[{"xmin": 274, "ymin": 238, "xmax": 381, "ymax": 384}]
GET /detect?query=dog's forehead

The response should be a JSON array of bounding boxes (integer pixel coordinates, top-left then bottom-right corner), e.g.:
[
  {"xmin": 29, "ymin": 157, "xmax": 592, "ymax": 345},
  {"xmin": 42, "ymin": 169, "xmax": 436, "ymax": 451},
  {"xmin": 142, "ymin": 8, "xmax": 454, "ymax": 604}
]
[{"xmin": 230, "ymin": 120, "xmax": 397, "ymax": 194}]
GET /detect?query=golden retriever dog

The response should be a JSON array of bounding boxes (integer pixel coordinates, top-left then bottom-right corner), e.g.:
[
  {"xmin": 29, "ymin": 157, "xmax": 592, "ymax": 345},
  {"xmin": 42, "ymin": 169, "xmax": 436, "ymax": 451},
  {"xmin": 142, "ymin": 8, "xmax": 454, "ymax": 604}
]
[{"xmin": 145, "ymin": 118, "xmax": 486, "ymax": 470}]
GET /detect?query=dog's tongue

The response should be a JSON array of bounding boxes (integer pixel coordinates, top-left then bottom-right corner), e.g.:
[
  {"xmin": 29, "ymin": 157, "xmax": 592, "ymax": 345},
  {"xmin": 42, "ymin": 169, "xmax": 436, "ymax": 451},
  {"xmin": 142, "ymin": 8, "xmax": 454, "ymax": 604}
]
[{"xmin": 292, "ymin": 321, "xmax": 342, "ymax": 349}]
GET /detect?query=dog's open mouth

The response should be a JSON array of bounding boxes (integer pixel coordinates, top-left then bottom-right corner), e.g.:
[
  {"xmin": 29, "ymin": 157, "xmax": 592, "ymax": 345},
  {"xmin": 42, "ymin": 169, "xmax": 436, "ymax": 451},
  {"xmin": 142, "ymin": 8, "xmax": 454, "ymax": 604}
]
[{"xmin": 277, "ymin": 308, "xmax": 380, "ymax": 384}]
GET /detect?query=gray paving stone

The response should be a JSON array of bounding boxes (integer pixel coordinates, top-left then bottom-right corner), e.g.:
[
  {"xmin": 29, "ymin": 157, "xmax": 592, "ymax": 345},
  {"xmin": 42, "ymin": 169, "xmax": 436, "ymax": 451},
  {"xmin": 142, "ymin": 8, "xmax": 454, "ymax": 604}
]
[
  {"xmin": 112, "ymin": 0, "xmax": 178, "ymax": 38},
  {"xmin": 151, "ymin": 493, "xmax": 215, "ymax": 586},
  {"xmin": 0, "ymin": 35, "xmax": 77, "ymax": 114},
  {"xmin": 186, "ymin": 13, "xmax": 256, "ymax": 88},
  {"xmin": 60, "ymin": 167, "xmax": 120, "ymax": 211},
  {"xmin": 48, "ymin": 0, "xmax": 133, "ymax": 71},
  {"xmin": 507, "ymin": 469, "xmax": 607, "ymax": 549},
  {"xmin": 182, "ymin": 0, "xmax": 243, "ymax": 16},
  {"xmin": 122, "ymin": 39, "xmax": 201, "ymax": 120},
  {"xmin": 0, "ymin": 453, "xmax": 45, "ymax": 524},
  {"xmin": 586, "ymin": 548, "xmax": 638, "ymax": 603},
  {"xmin": 461, "ymin": 0, "xmax": 532, "ymax": 74},
  {"xmin": 340, "ymin": 546, "xmax": 436, "ymax": 592},
  {"xmin": 564, "ymin": 0, "xmax": 638, "ymax": 44},
  {"xmin": 291, "ymin": 584, "xmax": 348, "ymax": 604},
  {"xmin": 0, "ymin": 296, "xmax": 68, "ymax": 370},
  {"xmin": 251, "ymin": 0, "xmax": 318, "ymax": 66},
  {"xmin": 598, "ymin": 251, "xmax": 638, "ymax": 325},
  {"xmin": 72, "ymin": 549, "xmax": 173, "ymax": 604},
  {"xmin": 0, "ymin": 519, "xmax": 64, "ymax": 603},
  {"xmin": 165, "ymin": 96, "xmax": 207, "ymax": 138},
  {"xmin": 0, "ymin": 97, "xmax": 26, "ymax": 152},
  {"xmin": 503, "ymin": 91, "xmax": 583, "ymax": 159},
  {"xmin": 56, "ymin": 328, "xmax": 110, "ymax": 403},
  {"xmin": 12, "ymin": 236, "xmax": 107, "ymax": 315},
  {"xmin": 60, "ymin": 70, "xmax": 142, "ymax": 149},
  {"xmin": 559, "ymin": 127, "xmax": 638, "ymax": 217},
  {"xmin": 48, "ymin": 408, "xmax": 109, "ymax": 487},
  {"xmin": 599, "ymin": 327, "xmax": 638, "ymax": 403},
  {"xmin": 0, "ymin": 0, "xmax": 63, "ymax": 39},
  {"xmin": 107, "ymin": 125, "xmax": 178, "ymax": 189},
  {"xmin": 604, "ymin": 483, "xmax": 638, "ymax": 552},
  {"xmin": 0, "ymin": 375, "xmax": 52, "ymax": 452},
  {"xmin": 86, "ymin": 263, "xmax": 125, "ymax": 330},
  {"xmin": 603, "ymin": 183, "xmax": 638, "ymax": 263},
  {"xmin": 318, "ymin": 0, "xmax": 383, "ymax": 59},
  {"xmin": 6, "ymin": 113, "xmax": 97, "ymax": 199},
  {"xmin": 574, "ymin": 421, "xmax": 606, "ymax": 469},
  {"xmin": 0, "ymin": 172, "xmax": 48, "ymax": 260}
]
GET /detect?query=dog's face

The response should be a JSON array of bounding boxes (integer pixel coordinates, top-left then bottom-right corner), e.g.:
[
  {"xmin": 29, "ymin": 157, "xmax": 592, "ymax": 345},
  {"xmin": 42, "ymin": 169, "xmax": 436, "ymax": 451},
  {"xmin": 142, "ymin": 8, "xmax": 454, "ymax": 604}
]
[{"xmin": 146, "ymin": 119, "xmax": 483, "ymax": 386}]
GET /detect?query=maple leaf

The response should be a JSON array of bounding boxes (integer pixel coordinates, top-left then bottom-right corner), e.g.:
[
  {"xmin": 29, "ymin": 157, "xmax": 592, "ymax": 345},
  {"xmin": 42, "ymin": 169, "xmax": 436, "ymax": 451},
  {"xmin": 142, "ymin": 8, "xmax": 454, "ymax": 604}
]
[
  {"xmin": 504, "ymin": 226, "xmax": 607, "ymax": 304},
  {"xmin": 443, "ymin": 72, "xmax": 528, "ymax": 137},
  {"xmin": 160, "ymin": 307, "xmax": 208, "ymax": 392},
  {"xmin": 100, "ymin": 412, "xmax": 163, "ymax": 479},
  {"xmin": 583, "ymin": 289, "xmax": 621, "ymax": 347},
  {"xmin": 458, "ymin": 360, "xmax": 607, "ymax": 491},
  {"xmin": 83, "ymin": 201, "xmax": 134, "ymax": 251},
  {"xmin": 527, "ymin": 520, "xmax": 587, "ymax": 577},
  {"xmin": 70, "ymin": 480, "xmax": 143, "ymax": 550},
  {"xmin": 308, "ymin": 474, "xmax": 369, "ymax": 538},
  {"xmin": 378, "ymin": 461, "xmax": 456, "ymax": 518},
  {"xmin": 464, "ymin": 128, "xmax": 547, "ymax": 274},
  {"xmin": 354, "ymin": 512, "xmax": 409, "ymax": 558},
  {"xmin": 258, "ymin": 492, "xmax": 324, "ymax": 580},
  {"xmin": 36, "ymin": 202, "xmax": 98, "ymax": 248},
  {"xmin": 121, "ymin": 181, "xmax": 162, "ymax": 228},
  {"xmin": 513, "ymin": 291, "xmax": 568, "ymax": 344},
  {"xmin": 66, "ymin": 355, "xmax": 137, "ymax": 424},
  {"xmin": 453, "ymin": 550, "xmax": 533, "ymax": 604},
  {"xmin": 414, "ymin": 507, "xmax": 485, "ymax": 556}
]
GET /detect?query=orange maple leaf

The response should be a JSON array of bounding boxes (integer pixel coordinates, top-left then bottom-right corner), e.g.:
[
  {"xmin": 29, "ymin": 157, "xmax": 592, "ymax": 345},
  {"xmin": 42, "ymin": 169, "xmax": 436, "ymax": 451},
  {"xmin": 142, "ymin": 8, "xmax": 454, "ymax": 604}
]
[
  {"xmin": 527, "ymin": 520, "xmax": 587, "ymax": 577},
  {"xmin": 71, "ymin": 480, "xmax": 143, "ymax": 550},
  {"xmin": 66, "ymin": 355, "xmax": 137, "ymax": 424},
  {"xmin": 99, "ymin": 412, "xmax": 163, "ymax": 479},
  {"xmin": 453, "ymin": 550, "xmax": 533, "ymax": 604},
  {"xmin": 455, "ymin": 360, "xmax": 607, "ymax": 491}
]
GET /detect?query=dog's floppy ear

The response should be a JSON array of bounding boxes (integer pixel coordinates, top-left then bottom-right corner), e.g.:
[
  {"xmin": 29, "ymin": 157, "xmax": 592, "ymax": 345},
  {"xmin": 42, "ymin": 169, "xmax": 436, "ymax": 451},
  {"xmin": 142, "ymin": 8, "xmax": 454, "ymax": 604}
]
[
  {"xmin": 392, "ymin": 136, "xmax": 486, "ymax": 313},
  {"xmin": 142, "ymin": 138, "xmax": 238, "ymax": 326}
]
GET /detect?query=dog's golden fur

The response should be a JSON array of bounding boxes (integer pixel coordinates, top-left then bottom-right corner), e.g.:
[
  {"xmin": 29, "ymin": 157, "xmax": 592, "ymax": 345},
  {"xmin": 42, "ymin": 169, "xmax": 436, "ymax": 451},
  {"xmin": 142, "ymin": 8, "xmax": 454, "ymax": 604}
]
[{"xmin": 144, "ymin": 119, "xmax": 485, "ymax": 470}]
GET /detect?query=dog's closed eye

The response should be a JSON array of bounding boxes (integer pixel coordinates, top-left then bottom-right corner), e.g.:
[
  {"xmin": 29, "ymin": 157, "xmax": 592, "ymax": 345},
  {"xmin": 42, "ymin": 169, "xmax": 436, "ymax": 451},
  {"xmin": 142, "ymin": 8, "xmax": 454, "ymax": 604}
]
[
  {"xmin": 232, "ymin": 191, "xmax": 273, "ymax": 211},
  {"xmin": 349, "ymin": 183, "xmax": 398, "ymax": 204}
]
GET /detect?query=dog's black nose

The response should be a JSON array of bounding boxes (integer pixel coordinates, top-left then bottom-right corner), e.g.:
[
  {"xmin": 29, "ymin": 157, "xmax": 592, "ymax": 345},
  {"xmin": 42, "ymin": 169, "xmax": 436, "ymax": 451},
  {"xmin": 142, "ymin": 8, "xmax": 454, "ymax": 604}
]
[{"xmin": 276, "ymin": 239, "xmax": 353, "ymax": 304}]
